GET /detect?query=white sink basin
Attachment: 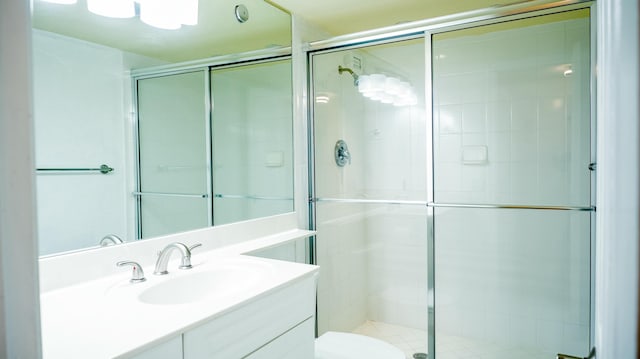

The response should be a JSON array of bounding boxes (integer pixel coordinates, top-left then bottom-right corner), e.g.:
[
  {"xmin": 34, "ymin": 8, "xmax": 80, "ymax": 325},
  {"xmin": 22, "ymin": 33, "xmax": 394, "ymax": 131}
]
[{"xmin": 124, "ymin": 260, "xmax": 273, "ymax": 305}]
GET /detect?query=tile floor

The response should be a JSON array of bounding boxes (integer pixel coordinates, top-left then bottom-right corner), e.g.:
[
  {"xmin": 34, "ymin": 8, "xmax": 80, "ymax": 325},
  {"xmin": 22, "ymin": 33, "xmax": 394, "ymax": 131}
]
[{"xmin": 353, "ymin": 321, "xmax": 554, "ymax": 359}]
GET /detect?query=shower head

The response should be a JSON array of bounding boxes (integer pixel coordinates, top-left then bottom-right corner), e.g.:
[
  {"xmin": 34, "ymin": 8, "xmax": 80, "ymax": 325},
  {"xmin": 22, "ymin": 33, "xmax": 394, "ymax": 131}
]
[{"xmin": 338, "ymin": 65, "xmax": 359, "ymax": 85}]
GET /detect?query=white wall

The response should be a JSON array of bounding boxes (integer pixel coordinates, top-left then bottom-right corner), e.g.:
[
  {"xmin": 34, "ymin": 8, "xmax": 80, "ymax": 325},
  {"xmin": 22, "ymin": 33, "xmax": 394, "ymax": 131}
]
[
  {"xmin": 33, "ymin": 30, "xmax": 129, "ymax": 255},
  {"xmin": 291, "ymin": 15, "xmax": 331, "ymax": 230},
  {"xmin": 32, "ymin": 30, "xmax": 163, "ymax": 255},
  {"xmin": 0, "ymin": 0, "xmax": 42, "ymax": 356},
  {"xmin": 595, "ymin": 0, "xmax": 640, "ymax": 358}
]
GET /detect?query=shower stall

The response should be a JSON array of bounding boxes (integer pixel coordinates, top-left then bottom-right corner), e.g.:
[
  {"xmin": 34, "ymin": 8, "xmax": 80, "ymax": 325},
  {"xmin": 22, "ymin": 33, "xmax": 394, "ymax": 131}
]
[
  {"xmin": 309, "ymin": 3, "xmax": 594, "ymax": 359},
  {"xmin": 134, "ymin": 58, "xmax": 294, "ymax": 239}
]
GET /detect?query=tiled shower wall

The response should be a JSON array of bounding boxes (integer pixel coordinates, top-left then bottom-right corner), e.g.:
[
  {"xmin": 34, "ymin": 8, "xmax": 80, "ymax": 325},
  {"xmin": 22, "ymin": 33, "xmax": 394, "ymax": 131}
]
[
  {"xmin": 315, "ymin": 48, "xmax": 370, "ymax": 333},
  {"xmin": 315, "ymin": 40, "xmax": 428, "ymax": 335},
  {"xmin": 432, "ymin": 17, "xmax": 591, "ymax": 206},
  {"xmin": 432, "ymin": 16, "xmax": 591, "ymax": 356},
  {"xmin": 315, "ymin": 14, "xmax": 591, "ymax": 357}
]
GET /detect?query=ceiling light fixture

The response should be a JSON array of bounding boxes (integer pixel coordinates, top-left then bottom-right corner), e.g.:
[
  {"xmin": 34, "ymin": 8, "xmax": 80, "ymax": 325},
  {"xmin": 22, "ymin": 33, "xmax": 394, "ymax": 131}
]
[
  {"xmin": 339, "ymin": 66, "xmax": 418, "ymax": 107},
  {"xmin": 87, "ymin": 0, "xmax": 135, "ymax": 18},
  {"xmin": 140, "ymin": 0, "xmax": 182, "ymax": 30},
  {"xmin": 315, "ymin": 95, "xmax": 330, "ymax": 104},
  {"xmin": 181, "ymin": 0, "xmax": 199, "ymax": 26},
  {"xmin": 135, "ymin": 0, "xmax": 198, "ymax": 29},
  {"xmin": 40, "ymin": 0, "xmax": 77, "ymax": 4},
  {"xmin": 563, "ymin": 65, "xmax": 574, "ymax": 77},
  {"xmin": 40, "ymin": 0, "xmax": 198, "ymax": 30}
]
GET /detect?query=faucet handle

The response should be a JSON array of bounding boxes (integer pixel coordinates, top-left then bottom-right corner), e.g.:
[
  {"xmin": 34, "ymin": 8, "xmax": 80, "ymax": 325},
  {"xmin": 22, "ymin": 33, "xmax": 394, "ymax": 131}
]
[
  {"xmin": 179, "ymin": 247, "xmax": 194, "ymax": 270},
  {"xmin": 117, "ymin": 261, "xmax": 146, "ymax": 283},
  {"xmin": 177, "ymin": 243, "xmax": 203, "ymax": 270}
]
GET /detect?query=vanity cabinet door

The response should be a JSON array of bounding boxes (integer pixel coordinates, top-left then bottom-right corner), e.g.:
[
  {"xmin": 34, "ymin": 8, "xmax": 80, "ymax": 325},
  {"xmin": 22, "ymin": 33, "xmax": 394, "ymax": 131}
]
[
  {"xmin": 183, "ymin": 276, "xmax": 316, "ymax": 358},
  {"xmin": 128, "ymin": 336, "xmax": 182, "ymax": 359},
  {"xmin": 244, "ymin": 317, "xmax": 315, "ymax": 359}
]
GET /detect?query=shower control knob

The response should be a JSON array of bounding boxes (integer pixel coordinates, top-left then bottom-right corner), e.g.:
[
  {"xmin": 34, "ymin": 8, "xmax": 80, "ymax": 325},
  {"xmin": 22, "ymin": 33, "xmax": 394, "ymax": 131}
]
[{"xmin": 335, "ymin": 140, "xmax": 351, "ymax": 167}]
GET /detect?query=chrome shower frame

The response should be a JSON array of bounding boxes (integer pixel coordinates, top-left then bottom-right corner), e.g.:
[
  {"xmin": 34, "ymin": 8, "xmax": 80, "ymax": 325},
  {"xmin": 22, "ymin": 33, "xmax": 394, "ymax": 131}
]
[
  {"xmin": 305, "ymin": 0, "xmax": 596, "ymax": 357},
  {"xmin": 130, "ymin": 48, "xmax": 292, "ymax": 239}
]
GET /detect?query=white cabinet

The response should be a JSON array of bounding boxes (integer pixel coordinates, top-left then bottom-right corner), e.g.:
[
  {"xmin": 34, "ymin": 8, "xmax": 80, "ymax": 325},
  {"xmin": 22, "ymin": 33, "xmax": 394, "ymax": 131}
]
[
  {"xmin": 124, "ymin": 275, "xmax": 316, "ymax": 359},
  {"xmin": 245, "ymin": 318, "xmax": 315, "ymax": 359},
  {"xmin": 183, "ymin": 276, "xmax": 316, "ymax": 358}
]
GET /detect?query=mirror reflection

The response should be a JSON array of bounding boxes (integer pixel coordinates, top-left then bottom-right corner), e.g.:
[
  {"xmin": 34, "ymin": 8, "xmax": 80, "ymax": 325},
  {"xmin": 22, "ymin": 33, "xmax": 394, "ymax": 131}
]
[
  {"xmin": 136, "ymin": 60, "xmax": 293, "ymax": 239},
  {"xmin": 32, "ymin": 0, "xmax": 293, "ymax": 256}
]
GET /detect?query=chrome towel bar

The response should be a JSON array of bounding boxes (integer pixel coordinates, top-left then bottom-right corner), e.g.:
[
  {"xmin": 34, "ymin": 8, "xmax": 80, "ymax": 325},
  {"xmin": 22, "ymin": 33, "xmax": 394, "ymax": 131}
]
[{"xmin": 36, "ymin": 164, "xmax": 114, "ymax": 174}]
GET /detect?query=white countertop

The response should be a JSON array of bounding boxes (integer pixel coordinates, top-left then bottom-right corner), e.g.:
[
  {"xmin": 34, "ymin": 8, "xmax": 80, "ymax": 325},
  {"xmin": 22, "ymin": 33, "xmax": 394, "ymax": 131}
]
[{"xmin": 40, "ymin": 252, "xmax": 318, "ymax": 358}]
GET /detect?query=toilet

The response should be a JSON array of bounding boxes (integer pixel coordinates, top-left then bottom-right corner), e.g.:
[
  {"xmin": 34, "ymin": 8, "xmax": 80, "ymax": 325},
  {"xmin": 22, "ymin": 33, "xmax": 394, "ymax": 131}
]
[{"xmin": 315, "ymin": 331, "xmax": 405, "ymax": 359}]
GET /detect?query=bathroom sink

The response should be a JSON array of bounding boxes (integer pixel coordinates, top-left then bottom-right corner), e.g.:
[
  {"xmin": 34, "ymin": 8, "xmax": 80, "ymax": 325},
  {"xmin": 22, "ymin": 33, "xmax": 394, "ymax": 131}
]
[{"xmin": 137, "ymin": 264, "xmax": 266, "ymax": 305}]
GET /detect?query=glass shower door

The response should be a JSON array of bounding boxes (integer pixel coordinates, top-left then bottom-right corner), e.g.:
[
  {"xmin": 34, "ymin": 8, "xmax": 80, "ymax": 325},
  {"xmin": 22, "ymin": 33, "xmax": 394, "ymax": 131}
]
[
  {"xmin": 136, "ymin": 71, "xmax": 211, "ymax": 238},
  {"xmin": 210, "ymin": 59, "xmax": 294, "ymax": 226},
  {"xmin": 431, "ymin": 9, "xmax": 593, "ymax": 359},
  {"xmin": 311, "ymin": 38, "xmax": 429, "ymax": 358}
]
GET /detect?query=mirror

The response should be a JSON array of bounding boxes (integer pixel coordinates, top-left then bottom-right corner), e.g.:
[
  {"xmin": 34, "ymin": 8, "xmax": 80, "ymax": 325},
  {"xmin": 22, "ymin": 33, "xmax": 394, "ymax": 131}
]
[
  {"xmin": 136, "ymin": 60, "xmax": 293, "ymax": 239},
  {"xmin": 32, "ymin": 0, "xmax": 293, "ymax": 256}
]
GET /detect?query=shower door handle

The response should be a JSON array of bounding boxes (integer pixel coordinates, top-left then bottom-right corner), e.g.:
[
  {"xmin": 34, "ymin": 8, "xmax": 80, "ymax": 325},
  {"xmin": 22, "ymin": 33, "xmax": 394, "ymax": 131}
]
[{"xmin": 557, "ymin": 348, "xmax": 595, "ymax": 359}]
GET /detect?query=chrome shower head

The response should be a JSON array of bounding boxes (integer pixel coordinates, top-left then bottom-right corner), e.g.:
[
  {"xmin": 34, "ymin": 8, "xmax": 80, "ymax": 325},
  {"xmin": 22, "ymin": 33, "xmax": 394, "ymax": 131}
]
[{"xmin": 338, "ymin": 65, "xmax": 359, "ymax": 86}]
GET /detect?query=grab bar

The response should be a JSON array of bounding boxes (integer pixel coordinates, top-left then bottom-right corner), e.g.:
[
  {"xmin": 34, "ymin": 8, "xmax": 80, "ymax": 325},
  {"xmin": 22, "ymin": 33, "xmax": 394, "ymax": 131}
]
[
  {"xmin": 214, "ymin": 194, "xmax": 293, "ymax": 201},
  {"xmin": 132, "ymin": 191, "xmax": 208, "ymax": 199},
  {"xmin": 36, "ymin": 164, "xmax": 114, "ymax": 174}
]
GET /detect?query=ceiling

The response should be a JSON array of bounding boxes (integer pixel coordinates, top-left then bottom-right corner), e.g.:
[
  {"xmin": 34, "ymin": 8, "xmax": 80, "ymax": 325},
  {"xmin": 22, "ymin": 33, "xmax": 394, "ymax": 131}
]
[
  {"xmin": 32, "ymin": 0, "xmax": 291, "ymax": 63},
  {"xmin": 269, "ymin": 0, "xmax": 516, "ymax": 36},
  {"xmin": 32, "ymin": 0, "xmax": 519, "ymax": 63}
]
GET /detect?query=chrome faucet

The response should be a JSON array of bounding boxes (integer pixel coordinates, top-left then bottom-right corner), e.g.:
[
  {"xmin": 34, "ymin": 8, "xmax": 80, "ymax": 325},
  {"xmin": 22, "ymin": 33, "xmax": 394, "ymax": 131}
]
[
  {"xmin": 100, "ymin": 234, "xmax": 124, "ymax": 247},
  {"xmin": 117, "ymin": 261, "xmax": 146, "ymax": 283},
  {"xmin": 154, "ymin": 242, "xmax": 193, "ymax": 275}
]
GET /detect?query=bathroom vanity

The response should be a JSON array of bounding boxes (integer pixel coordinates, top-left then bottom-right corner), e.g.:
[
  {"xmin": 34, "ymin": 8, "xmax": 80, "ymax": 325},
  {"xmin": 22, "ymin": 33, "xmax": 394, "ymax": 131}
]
[{"xmin": 39, "ymin": 223, "xmax": 318, "ymax": 359}]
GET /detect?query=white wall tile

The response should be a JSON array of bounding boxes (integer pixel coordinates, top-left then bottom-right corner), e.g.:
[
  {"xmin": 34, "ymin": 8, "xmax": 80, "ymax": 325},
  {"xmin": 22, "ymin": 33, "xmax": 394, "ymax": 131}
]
[
  {"xmin": 536, "ymin": 320, "xmax": 564, "ymax": 352},
  {"xmin": 439, "ymin": 105, "xmax": 463, "ymax": 134},
  {"xmin": 463, "ymin": 103, "xmax": 487, "ymax": 133},
  {"xmin": 510, "ymin": 99, "xmax": 538, "ymax": 132},
  {"xmin": 510, "ymin": 314, "xmax": 538, "ymax": 348},
  {"xmin": 438, "ymin": 135, "xmax": 462, "ymax": 162},
  {"xmin": 487, "ymin": 101, "xmax": 512, "ymax": 132},
  {"xmin": 562, "ymin": 323, "xmax": 590, "ymax": 355},
  {"xmin": 487, "ymin": 132, "xmax": 511, "ymax": 162},
  {"xmin": 459, "ymin": 72, "xmax": 489, "ymax": 103},
  {"xmin": 486, "ymin": 71, "xmax": 513, "ymax": 101}
]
